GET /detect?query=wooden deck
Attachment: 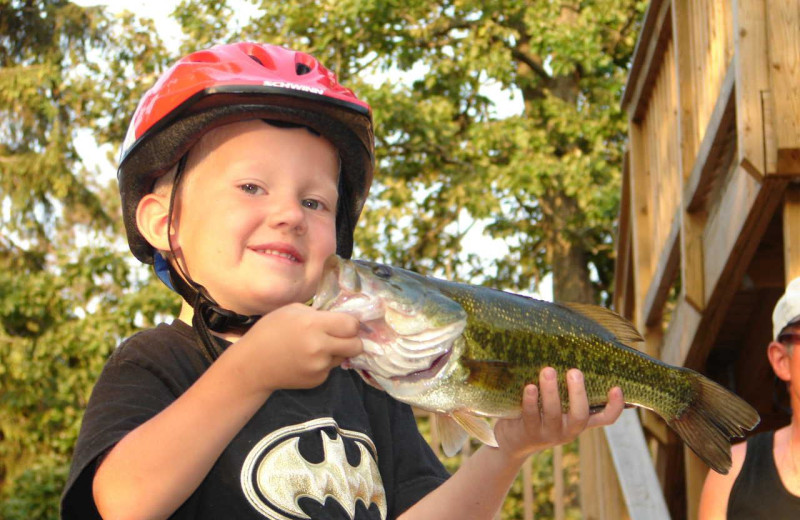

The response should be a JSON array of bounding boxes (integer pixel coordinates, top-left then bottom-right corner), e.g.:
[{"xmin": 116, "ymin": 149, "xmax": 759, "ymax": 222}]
[{"xmin": 596, "ymin": 1, "xmax": 800, "ymax": 518}]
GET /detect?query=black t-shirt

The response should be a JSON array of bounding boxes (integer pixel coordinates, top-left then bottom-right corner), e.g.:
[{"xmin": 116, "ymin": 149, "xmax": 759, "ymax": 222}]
[
  {"xmin": 61, "ymin": 320, "xmax": 449, "ymax": 519},
  {"xmin": 727, "ymin": 430, "xmax": 800, "ymax": 518}
]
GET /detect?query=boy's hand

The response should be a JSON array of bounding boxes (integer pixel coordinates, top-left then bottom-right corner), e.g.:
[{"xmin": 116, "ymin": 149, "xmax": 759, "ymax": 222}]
[
  {"xmin": 235, "ymin": 303, "xmax": 363, "ymax": 393},
  {"xmin": 493, "ymin": 367, "xmax": 624, "ymax": 461}
]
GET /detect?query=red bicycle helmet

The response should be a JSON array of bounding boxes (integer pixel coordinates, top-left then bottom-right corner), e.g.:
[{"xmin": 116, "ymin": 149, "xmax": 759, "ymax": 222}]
[{"xmin": 118, "ymin": 42, "xmax": 374, "ymax": 264}]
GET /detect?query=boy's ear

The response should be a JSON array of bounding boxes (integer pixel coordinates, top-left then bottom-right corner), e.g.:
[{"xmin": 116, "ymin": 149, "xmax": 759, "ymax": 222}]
[
  {"xmin": 136, "ymin": 193, "xmax": 173, "ymax": 253},
  {"xmin": 767, "ymin": 341, "xmax": 792, "ymax": 382}
]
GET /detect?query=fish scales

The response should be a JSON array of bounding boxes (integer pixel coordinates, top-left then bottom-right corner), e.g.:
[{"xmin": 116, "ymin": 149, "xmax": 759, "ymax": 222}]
[
  {"xmin": 313, "ymin": 255, "xmax": 760, "ymax": 474},
  {"xmin": 435, "ymin": 278, "xmax": 695, "ymax": 419}
]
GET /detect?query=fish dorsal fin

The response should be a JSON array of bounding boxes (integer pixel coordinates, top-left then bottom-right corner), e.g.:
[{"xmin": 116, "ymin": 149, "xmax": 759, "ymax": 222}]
[
  {"xmin": 434, "ymin": 413, "xmax": 469, "ymax": 457},
  {"xmin": 560, "ymin": 302, "xmax": 643, "ymax": 343},
  {"xmin": 463, "ymin": 359, "xmax": 516, "ymax": 389},
  {"xmin": 451, "ymin": 410, "xmax": 498, "ymax": 449}
]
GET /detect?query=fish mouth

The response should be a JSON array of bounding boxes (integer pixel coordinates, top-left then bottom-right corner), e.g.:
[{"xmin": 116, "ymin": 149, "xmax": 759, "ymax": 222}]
[
  {"xmin": 346, "ymin": 318, "xmax": 459, "ymax": 380},
  {"xmin": 314, "ymin": 256, "xmax": 386, "ymax": 324},
  {"xmin": 363, "ymin": 348, "xmax": 453, "ymax": 385},
  {"xmin": 314, "ymin": 255, "xmax": 369, "ymax": 311},
  {"xmin": 313, "ymin": 255, "xmax": 347, "ymax": 309},
  {"xmin": 314, "ymin": 254, "xmax": 465, "ymax": 382}
]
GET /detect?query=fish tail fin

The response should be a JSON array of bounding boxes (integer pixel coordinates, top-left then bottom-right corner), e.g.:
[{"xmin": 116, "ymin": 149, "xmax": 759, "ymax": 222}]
[{"xmin": 666, "ymin": 373, "xmax": 760, "ymax": 474}]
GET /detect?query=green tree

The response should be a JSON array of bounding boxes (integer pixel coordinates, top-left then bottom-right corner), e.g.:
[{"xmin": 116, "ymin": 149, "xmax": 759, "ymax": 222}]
[{"xmin": 0, "ymin": 2, "xmax": 176, "ymax": 517}]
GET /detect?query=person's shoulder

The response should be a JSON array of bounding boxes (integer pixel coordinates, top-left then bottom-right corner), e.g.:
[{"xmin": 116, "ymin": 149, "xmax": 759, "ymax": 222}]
[
  {"xmin": 730, "ymin": 436, "xmax": 748, "ymax": 470},
  {"xmin": 111, "ymin": 320, "xmax": 197, "ymax": 364},
  {"xmin": 119, "ymin": 319, "xmax": 193, "ymax": 347},
  {"xmin": 710, "ymin": 434, "xmax": 750, "ymax": 487},
  {"xmin": 698, "ymin": 434, "xmax": 751, "ymax": 518}
]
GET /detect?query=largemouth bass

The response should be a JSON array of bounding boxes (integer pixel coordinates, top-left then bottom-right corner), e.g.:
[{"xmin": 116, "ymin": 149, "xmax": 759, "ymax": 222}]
[{"xmin": 313, "ymin": 255, "xmax": 760, "ymax": 474}]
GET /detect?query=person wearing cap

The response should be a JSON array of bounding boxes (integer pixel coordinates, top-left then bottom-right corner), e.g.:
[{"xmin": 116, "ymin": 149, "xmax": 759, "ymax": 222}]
[
  {"xmin": 60, "ymin": 43, "xmax": 624, "ymax": 519},
  {"xmin": 699, "ymin": 278, "xmax": 800, "ymax": 518}
]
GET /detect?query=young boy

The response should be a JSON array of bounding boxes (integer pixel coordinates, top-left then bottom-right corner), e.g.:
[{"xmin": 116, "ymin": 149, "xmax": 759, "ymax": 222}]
[{"xmin": 61, "ymin": 42, "xmax": 624, "ymax": 519}]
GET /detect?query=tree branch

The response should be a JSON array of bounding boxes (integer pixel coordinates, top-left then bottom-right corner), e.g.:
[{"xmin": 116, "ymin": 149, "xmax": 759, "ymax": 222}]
[{"xmin": 509, "ymin": 47, "xmax": 551, "ymax": 82}]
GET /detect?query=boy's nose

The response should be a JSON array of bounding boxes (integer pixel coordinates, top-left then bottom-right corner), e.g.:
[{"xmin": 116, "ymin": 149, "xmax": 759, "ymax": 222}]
[{"xmin": 267, "ymin": 199, "xmax": 307, "ymax": 233}]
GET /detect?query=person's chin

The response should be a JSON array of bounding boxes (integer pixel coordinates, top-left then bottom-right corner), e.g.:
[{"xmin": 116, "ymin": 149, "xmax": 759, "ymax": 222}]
[{"xmin": 248, "ymin": 290, "xmax": 308, "ymax": 314}]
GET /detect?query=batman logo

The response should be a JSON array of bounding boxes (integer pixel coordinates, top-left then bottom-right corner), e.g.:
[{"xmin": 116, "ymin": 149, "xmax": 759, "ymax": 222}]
[{"xmin": 241, "ymin": 417, "xmax": 387, "ymax": 519}]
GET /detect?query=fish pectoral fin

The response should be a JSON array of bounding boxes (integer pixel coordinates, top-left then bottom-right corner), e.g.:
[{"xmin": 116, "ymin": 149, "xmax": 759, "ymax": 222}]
[
  {"xmin": 435, "ymin": 413, "xmax": 470, "ymax": 457},
  {"xmin": 463, "ymin": 359, "xmax": 516, "ymax": 389},
  {"xmin": 451, "ymin": 410, "xmax": 498, "ymax": 449},
  {"xmin": 560, "ymin": 302, "xmax": 644, "ymax": 343}
]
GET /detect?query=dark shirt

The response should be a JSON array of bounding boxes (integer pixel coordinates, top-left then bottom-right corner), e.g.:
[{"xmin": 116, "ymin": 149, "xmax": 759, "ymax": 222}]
[
  {"xmin": 61, "ymin": 320, "xmax": 449, "ymax": 519},
  {"xmin": 727, "ymin": 430, "xmax": 800, "ymax": 519}
]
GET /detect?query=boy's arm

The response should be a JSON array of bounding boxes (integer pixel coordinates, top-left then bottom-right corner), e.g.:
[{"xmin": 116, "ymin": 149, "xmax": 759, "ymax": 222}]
[
  {"xmin": 92, "ymin": 304, "xmax": 361, "ymax": 520},
  {"xmin": 93, "ymin": 344, "xmax": 269, "ymax": 519},
  {"xmin": 399, "ymin": 368, "xmax": 625, "ymax": 519}
]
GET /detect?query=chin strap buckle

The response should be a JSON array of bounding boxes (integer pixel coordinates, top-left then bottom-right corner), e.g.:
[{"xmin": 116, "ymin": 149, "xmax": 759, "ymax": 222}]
[{"xmin": 200, "ymin": 304, "xmax": 260, "ymax": 333}]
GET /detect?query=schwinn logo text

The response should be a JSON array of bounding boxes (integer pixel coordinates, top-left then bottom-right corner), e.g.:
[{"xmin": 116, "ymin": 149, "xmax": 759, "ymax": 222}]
[{"xmin": 263, "ymin": 80, "xmax": 324, "ymax": 95}]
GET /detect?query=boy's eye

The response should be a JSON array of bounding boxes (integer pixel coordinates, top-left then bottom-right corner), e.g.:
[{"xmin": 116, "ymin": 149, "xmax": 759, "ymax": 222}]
[
  {"xmin": 302, "ymin": 199, "xmax": 322, "ymax": 210},
  {"xmin": 239, "ymin": 183, "xmax": 264, "ymax": 195}
]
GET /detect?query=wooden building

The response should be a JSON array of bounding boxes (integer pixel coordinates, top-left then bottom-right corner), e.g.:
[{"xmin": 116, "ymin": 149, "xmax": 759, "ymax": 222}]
[{"xmin": 589, "ymin": 0, "xmax": 800, "ymax": 519}]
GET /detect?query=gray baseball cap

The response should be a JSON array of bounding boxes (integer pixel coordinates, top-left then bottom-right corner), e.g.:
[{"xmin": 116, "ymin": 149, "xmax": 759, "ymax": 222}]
[{"xmin": 772, "ymin": 277, "xmax": 800, "ymax": 340}]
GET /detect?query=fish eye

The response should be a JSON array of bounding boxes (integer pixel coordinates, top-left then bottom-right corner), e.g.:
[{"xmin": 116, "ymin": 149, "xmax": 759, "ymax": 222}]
[{"xmin": 373, "ymin": 265, "xmax": 392, "ymax": 279}]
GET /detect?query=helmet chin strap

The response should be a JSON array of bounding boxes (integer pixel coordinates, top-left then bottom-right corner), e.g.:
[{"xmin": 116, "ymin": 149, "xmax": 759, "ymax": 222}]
[
  {"xmin": 161, "ymin": 154, "xmax": 261, "ymax": 362},
  {"xmin": 164, "ymin": 261, "xmax": 260, "ymax": 361}
]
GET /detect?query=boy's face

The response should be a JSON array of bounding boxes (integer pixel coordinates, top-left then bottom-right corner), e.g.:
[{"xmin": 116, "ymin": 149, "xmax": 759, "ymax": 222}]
[{"xmin": 171, "ymin": 120, "xmax": 340, "ymax": 316}]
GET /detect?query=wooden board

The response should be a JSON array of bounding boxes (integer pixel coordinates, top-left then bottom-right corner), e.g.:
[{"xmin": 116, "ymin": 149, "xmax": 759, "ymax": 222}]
[
  {"xmin": 766, "ymin": 1, "xmax": 800, "ymax": 175},
  {"xmin": 604, "ymin": 409, "xmax": 671, "ymax": 520},
  {"xmin": 580, "ymin": 428, "xmax": 629, "ymax": 520},
  {"xmin": 782, "ymin": 186, "xmax": 800, "ymax": 281},
  {"xmin": 733, "ymin": 0, "xmax": 769, "ymax": 177}
]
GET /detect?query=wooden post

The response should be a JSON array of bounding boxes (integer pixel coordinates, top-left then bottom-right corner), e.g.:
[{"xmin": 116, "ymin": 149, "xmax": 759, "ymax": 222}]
[
  {"xmin": 553, "ymin": 445, "xmax": 564, "ymax": 520},
  {"xmin": 579, "ymin": 431, "xmax": 600, "ymax": 520},
  {"xmin": 672, "ymin": 0, "xmax": 707, "ymax": 312},
  {"xmin": 766, "ymin": 0, "xmax": 800, "ymax": 175},
  {"xmin": 733, "ymin": 0, "xmax": 769, "ymax": 177},
  {"xmin": 628, "ymin": 123, "xmax": 654, "ymax": 330},
  {"xmin": 672, "ymin": 0, "xmax": 698, "ymax": 173},
  {"xmin": 684, "ymin": 447, "xmax": 707, "ymax": 520},
  {"xmin": 579, "ymin": 428, "xmax": 628, "ymax": 520},
  {"xmin": 523, "ymin": 458, "xmax": 533, "ymax": 520},
  {"xmin": 783, "ymin": 186, "xmax": 800, "ymax": 282}
]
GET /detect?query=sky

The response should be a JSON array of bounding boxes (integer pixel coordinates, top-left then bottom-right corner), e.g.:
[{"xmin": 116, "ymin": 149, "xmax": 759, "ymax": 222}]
[{"xmin": 70, "ymin": 0, "xmax": 553, "ymax": 300}]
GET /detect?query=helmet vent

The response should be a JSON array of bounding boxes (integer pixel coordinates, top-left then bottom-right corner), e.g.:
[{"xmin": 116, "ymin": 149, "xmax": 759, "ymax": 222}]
[
  {"xmin": 188, "ymin": 51, "xmax": 221, "ymax": 63},
  {"xmin": 248, "ymin": 54, "xmax": 264, "ymax": 66},
  {"xmin": 296, "ymin": 62, "xmax": 311, "ymax": 75}
]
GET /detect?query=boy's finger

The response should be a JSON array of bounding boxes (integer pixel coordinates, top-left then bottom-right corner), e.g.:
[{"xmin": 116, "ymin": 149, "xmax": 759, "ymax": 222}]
[
  {"xmin": 328, "ymin": 336, "xmax": 363, "ymax": 359},
  {"xmin": 520, "ymin": 384, "xmax": 541, "ymax": 429},
  {"xmin": 586, "ymin": 387, "xmax": 625, "ymax": 428},
  {"xmin": 565, "ymin": 369, "xmax": 590, "ymax": 435},
  {"xmin": 319, "ymin": 311, "xmax": 361, "ymax": 338},
  {"xmin": 538, "ymin": 367, "xmax": 562, "ymax": 432}
]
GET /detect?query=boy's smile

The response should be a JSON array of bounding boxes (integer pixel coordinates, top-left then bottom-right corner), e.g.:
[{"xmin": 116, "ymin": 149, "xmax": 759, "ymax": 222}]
[
  {"xmin": 170, "ymin": 119, "xmax": 340, "ymax": 317},
  {"xmin": 250, "ymin": 243, "xmax": 304, "ymax": 264}
]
